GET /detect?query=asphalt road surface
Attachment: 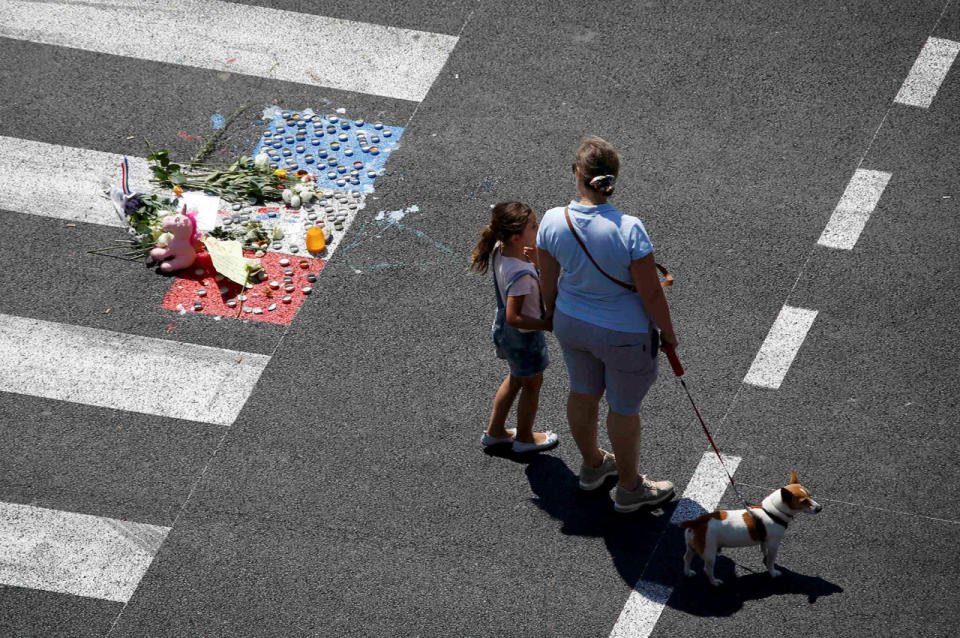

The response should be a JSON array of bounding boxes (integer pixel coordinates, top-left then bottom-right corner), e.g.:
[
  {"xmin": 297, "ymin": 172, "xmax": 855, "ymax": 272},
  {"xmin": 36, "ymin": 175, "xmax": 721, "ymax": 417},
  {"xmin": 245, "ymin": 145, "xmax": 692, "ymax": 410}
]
[{"xmin": 1, "ymin": 1, "xmax": 958, "ymax": 636}]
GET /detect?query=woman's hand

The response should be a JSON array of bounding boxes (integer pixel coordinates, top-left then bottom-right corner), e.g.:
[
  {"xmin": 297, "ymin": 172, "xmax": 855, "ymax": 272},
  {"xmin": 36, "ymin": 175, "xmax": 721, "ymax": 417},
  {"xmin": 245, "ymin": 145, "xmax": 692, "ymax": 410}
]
[
  {"xmin": 523, "ymin": 246, "xmax": 540, "ymax": 269},
  {"xmin": 660, "ymin": 330, "xmax": 678, "ymax": 347}
]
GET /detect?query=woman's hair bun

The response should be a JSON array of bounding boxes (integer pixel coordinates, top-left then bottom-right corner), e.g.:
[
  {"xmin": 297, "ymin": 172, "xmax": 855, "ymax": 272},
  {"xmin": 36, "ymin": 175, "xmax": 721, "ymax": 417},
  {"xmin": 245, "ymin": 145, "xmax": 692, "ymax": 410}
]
[
  {"xmin": 589, "ymin": 174, "xmax": 616, "ymax": 196},
  {"xmin": 576, "ymin": 137, "xmax": 620, "ymax": 197}
]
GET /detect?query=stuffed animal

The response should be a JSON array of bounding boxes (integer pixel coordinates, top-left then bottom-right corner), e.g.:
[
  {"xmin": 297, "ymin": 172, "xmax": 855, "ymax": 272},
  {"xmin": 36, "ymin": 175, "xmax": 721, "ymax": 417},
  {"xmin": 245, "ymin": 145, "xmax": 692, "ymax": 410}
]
[{"xmin": 149, "ymin": 206, "xmax": 200, "ymax": 272}]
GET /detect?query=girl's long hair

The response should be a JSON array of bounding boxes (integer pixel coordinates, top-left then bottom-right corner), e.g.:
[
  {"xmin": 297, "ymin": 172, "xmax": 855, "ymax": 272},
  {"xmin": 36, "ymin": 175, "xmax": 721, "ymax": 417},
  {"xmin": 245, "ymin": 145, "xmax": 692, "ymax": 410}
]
[{"xmin": 469, "ymin": 201, "xmax": 535, "ymax": 275}]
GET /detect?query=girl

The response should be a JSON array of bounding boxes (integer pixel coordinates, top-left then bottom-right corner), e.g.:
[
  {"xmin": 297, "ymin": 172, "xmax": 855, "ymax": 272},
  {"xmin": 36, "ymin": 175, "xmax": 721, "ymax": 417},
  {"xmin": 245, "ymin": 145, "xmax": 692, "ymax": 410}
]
[{"xmin": 470, "ymin": 202, "xmax": 559, "ymax": 453}]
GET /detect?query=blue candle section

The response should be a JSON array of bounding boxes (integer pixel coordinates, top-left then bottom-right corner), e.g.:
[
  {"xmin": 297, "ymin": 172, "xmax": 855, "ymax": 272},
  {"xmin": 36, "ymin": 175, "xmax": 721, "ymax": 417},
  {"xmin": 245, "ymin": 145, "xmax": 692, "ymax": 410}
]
[{"xmin": 253, "ymin": 110, "xmax": 402, "ymax": 193}]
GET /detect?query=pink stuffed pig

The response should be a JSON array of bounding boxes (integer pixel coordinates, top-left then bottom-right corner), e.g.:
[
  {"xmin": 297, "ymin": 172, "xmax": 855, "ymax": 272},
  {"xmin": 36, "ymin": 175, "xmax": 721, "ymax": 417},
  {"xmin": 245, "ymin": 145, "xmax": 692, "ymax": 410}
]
[{"xmin": 150, "ymin": 206, "xmax": 200, "ymax": 272}]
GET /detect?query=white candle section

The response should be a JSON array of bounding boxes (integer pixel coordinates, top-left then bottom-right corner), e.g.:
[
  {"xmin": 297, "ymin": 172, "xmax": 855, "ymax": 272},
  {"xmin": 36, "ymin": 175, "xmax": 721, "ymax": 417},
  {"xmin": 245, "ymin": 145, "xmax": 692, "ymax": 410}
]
[
  {"xmin": 894, "ymin": 37, "xmax": 960, "ymax": 108},
  {"xmin": 609, "ymin": 453, "xmax": 742, "ymax": 638},
  {"xmin": 818, "ymin": 169, "xmax": 892, "ymax": 250},
  {"xmin": 0, "ymin": 502, "xmax": 169, "ymax": 602},
  {"xmin": 0, "ymin": 314, "xmax": 270, "ymax": 426},
  {"xmin": 0, "ymin": 0, "xmax": 458, "ymax": 102},
  {"xmin": 743, "ymin": 305, "xmax": 818, "ymax": 390}
]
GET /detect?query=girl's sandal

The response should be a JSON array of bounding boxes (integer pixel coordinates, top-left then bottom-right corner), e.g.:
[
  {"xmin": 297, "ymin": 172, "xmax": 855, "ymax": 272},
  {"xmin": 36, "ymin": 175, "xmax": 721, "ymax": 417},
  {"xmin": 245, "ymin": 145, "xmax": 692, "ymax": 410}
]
[{"xmin": 480, "ymin": 429, "xmax": 517, "ymax": 447}]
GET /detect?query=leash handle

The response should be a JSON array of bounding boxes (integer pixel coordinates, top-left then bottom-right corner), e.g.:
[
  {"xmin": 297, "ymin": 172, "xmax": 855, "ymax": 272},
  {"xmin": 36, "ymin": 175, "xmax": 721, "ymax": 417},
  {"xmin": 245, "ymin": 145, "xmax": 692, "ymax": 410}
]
[{"xmin": 662, "ymin": 344, "xmax": 684, "ymax": 377}]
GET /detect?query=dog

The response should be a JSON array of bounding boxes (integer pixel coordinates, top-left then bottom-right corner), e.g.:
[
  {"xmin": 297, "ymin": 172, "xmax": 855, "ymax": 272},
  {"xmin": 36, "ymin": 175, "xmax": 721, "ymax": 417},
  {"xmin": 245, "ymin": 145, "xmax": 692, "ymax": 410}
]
[{"xmin": 679, "ymin": 470, "xmax": 821, "ymax": 586}]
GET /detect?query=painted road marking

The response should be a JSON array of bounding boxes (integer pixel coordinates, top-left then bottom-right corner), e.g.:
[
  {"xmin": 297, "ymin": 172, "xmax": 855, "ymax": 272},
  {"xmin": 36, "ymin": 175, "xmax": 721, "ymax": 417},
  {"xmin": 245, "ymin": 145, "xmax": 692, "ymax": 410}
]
[
  {"xmin": 743, "ymin": 305, "xmax": 818, "ymax": 390},
  {"xmin": 610, "ymin": 453, "xmax": 742, "ymax": 638},
  {"xmin": 894, "ymin": 37, "xmax": 960, "ymax": 108},
  {"xmin": 0, "ymin": 136, "xmax": 151, "ymax": 227},
  {"xmin": 817, "ymin": 169, "xmax": 892, "ymax": 250},
  {"xmin": 0, "ymin": 314, "xmax": 269, "ymax": 426},
  {"xmin": 0, "ymin": 0, "xmax": 458, "ymax": 102},
  {"xmin": 0, "ymin": 502, "xmax": 169, "ymax": 602}
]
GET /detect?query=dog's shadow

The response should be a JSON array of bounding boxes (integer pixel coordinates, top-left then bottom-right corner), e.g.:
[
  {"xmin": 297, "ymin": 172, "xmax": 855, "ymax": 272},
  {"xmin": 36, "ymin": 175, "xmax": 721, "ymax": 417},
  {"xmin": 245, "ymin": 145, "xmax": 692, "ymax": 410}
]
[
  {"xmin": 671, "ymin": 559, "xmax": 844, "ymax": 616},
  {"xmin": 520, "ymin": 454, "xmax": 843, "ymax": 616}
]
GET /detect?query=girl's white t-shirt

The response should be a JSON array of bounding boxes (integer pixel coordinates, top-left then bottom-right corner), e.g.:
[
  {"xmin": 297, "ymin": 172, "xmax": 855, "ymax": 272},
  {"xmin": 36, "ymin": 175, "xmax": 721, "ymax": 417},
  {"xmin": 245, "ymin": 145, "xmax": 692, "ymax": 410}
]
[{"xmin": 493, "ymin": 243, "xmax": 542, "ymax": 333}]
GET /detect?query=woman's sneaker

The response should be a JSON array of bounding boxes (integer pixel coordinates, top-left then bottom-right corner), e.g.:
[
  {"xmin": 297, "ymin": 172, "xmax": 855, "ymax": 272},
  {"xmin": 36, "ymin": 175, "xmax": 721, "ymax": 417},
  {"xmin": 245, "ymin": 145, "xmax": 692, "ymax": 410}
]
[
  {"xmin": 579, "ymin": 450, "xmax": 617, "ymax": 490},
  {"xmin": 613, "ymin": 475, "xmax": 675, "ymax": 513}
]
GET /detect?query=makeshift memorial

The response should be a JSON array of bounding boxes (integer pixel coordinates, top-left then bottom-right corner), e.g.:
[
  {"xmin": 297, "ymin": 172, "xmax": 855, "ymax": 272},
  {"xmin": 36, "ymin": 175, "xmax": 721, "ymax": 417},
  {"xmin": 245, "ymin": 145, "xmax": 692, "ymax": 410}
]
[{"xmin": 94, "ymin": 107, "xmax": 402, "ymax": 321}]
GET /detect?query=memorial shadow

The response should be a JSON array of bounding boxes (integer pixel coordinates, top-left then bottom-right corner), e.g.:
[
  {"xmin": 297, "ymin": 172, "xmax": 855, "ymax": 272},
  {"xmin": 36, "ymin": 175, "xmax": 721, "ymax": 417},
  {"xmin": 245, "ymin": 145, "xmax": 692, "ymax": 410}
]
[{"xmin": 522, "ymin": 454, "xmax": 843, "ymax": 615}]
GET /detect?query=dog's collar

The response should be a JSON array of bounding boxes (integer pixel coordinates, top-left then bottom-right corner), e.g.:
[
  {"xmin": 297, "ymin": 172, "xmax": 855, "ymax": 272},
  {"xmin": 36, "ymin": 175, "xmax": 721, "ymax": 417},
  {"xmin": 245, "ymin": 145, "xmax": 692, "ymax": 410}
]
[{"xmin": 762, "ymin": 506, "xmax": 791, "ymax": 529}]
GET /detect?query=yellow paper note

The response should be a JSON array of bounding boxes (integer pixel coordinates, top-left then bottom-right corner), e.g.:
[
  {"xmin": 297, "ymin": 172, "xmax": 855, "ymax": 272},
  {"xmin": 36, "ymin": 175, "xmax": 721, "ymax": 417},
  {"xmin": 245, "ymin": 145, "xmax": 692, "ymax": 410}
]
[{"xmin": 202, "ymin": 236, "xmax": 261, "ymax": 286}]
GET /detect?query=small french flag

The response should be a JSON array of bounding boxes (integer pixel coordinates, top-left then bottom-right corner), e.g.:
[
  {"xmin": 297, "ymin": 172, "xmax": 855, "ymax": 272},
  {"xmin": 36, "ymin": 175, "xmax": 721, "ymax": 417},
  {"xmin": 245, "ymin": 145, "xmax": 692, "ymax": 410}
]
[{"xmin": 120, "ymin": 157, "xmax": 131, "ymax": 195}]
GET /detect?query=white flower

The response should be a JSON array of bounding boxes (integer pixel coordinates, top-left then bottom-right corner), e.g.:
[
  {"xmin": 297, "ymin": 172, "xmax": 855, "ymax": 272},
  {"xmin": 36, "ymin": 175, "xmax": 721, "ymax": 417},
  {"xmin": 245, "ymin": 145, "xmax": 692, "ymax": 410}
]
[
  {"xmin": 301, "ymin": 190, "xmax": 314, "ymax": 204},
  {"xmin": 282, "ymin": 189, "xmax": 293, "ymax": 204},
  {"xmin": 155, "ymin": 232, "xmax": 174, "ymax": 247},
  {"xmin": 254, "ymin": 152, "xmax": 270, "ymax": 168},
  {"xmin": 289, "ymin": 195, "xmax": 301, "ymax": 208}
]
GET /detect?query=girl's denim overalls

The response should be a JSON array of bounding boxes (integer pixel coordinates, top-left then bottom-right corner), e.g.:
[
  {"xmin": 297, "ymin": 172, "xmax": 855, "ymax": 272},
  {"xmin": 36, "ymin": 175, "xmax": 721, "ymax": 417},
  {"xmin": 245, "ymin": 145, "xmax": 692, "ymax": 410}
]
[{"xmin": 491, "ymin": 264, "xmax": 549, "ymax": 378}]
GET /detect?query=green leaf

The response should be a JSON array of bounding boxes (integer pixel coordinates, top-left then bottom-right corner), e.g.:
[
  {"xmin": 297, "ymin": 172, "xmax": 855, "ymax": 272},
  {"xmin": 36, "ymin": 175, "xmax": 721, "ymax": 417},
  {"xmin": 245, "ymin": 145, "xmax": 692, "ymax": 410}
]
[{"xmin": 169, "ymin": 172, "xmax": 187, "ymax": 185}]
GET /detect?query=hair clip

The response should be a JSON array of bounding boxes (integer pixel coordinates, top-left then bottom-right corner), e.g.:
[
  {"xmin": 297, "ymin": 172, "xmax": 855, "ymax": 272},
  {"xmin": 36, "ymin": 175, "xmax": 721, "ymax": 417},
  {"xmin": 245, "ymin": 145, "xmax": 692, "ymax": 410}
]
[{"xmin": 589, "ymin": 174, "xmax": 615, "ymax": 187}]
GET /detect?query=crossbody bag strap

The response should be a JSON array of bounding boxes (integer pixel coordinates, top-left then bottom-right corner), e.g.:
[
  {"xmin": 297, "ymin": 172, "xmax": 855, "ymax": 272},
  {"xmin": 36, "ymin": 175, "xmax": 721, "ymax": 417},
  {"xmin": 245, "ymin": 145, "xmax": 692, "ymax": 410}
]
[{"xmin": 564, "ymin": 206, "xmax": 674, "ymax": 289}]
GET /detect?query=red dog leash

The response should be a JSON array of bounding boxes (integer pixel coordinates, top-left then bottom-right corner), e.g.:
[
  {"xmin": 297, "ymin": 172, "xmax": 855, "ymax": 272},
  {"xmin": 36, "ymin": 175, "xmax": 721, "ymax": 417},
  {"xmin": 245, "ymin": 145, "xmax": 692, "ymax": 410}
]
[{"xmin": 662, "ymin": 345, "xmax": 766, "ymax": 538}]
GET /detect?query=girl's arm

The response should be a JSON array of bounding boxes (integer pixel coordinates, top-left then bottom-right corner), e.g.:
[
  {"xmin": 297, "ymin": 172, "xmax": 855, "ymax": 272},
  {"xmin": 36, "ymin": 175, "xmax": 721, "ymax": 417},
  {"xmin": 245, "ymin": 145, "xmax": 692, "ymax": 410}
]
[
  {"xmin": 629, "ymin": 253, "xmax": 678, "ymax": 346},
  {"xmin": 506, "ymin": 294, "xmax": 552, "ymax": 331},
  {"xmin": 539, "ymin": 249, "xmax": 561, "ymax": 319}
]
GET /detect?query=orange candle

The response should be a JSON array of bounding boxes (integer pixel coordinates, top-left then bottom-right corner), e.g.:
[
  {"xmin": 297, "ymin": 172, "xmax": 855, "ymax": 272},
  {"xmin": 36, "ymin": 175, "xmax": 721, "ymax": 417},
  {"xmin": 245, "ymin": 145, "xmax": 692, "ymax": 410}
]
[{"xmin": 306, "ymin": 226, "xmax": 326, "ymax": 253}]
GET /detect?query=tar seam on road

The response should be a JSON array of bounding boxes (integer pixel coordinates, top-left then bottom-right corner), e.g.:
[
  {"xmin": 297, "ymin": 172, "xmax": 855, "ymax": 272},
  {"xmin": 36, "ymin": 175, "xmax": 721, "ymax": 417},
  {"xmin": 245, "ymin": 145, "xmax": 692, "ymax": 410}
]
[{"xmin": 102, "ymin": 3, "xmax": 480, "ymax": 633}]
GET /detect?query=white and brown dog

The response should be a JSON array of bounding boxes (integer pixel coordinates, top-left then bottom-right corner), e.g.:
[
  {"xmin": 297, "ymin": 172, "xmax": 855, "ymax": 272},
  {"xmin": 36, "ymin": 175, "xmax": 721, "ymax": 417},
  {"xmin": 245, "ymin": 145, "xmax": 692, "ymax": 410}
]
[{"xmin": 680, "ymin": 470, "xmax": 822, "ymax": 586}]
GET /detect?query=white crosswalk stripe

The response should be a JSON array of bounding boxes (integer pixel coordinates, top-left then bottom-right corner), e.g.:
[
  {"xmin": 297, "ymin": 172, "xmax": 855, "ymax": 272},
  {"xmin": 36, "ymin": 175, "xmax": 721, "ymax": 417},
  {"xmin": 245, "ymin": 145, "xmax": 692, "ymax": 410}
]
[
  {"xmin": 0, "ymin": 501, "xmax": 169, "ymax": 602},
  {"xmin": 0, "ymin": 136, "xmax": 151, "ymax": 227},
  {"xmin": 0, "ymin": 313, "xmax": 270, "ymax": 426},
  {"xmin": 0, "ymin": 0, "xmax": 458, "ymax": 102}
]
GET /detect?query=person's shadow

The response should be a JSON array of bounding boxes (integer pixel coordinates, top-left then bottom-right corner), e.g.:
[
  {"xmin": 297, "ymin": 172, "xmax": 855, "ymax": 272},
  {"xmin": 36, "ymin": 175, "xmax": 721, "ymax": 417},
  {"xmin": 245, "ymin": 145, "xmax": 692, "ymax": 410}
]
[{"xmin": 510, "ymin": 453, "xmax": 843, "ymax": 616}]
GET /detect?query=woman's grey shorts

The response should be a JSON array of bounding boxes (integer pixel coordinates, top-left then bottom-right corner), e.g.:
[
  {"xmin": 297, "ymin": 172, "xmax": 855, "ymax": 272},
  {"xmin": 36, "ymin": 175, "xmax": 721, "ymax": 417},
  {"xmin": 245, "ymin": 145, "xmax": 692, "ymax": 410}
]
[{"xmin": 553, "ymin": 310, "xmax": 659, "ymax": 415}]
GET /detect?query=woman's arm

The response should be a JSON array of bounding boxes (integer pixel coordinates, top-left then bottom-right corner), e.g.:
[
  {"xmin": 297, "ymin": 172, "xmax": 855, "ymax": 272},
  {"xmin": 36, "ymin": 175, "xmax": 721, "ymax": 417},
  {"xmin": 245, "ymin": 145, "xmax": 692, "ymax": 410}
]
[
  {"xmin": 630, "ymin": 254, "xmax": 678, "ymax": 345},
  {"xmin": 539, "ymin": 249, "xmax": 561, "ymax": 319},
  {"xmin": 505, "ymin": 295, "xmax": 552, "ymax": 331}
]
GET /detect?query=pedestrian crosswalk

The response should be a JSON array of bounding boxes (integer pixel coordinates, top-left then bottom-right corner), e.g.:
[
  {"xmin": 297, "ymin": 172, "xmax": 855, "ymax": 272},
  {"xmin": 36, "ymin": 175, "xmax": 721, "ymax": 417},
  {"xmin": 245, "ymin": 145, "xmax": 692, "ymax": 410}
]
[
  {"xmin": 0, "ymin": 0, "xmax": 457, "ymax": 628},
  {"xmin": 0, "ymin": 0, "xmax": 458, "ymax": 102}
]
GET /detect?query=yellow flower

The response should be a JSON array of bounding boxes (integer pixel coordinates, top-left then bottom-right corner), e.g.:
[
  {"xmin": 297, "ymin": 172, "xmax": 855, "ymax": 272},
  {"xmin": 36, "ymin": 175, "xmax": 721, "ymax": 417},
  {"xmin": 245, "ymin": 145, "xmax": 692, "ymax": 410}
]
[
  {"xmin": 173, "ymin": 185, "xmax": 183, "ymax": 197},
  {"xmin": 274, "ymin": 169, "xmax": 286, "ymax": 179}
]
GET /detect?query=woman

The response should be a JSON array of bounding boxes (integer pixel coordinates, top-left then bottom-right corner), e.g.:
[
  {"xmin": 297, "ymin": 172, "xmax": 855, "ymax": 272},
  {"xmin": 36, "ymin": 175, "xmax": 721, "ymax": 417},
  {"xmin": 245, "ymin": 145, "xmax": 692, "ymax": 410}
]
[{"xmin": 537, "ymin": 136, "xmax": 678, "ymax": 513}]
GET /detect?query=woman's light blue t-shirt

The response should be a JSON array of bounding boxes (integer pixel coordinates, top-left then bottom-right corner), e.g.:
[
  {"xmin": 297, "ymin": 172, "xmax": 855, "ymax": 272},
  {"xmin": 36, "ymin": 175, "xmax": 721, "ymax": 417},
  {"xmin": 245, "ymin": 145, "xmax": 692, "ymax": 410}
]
[{"xmin": 537, "ymin": 201, "xmax": 654, "ymax": 333}]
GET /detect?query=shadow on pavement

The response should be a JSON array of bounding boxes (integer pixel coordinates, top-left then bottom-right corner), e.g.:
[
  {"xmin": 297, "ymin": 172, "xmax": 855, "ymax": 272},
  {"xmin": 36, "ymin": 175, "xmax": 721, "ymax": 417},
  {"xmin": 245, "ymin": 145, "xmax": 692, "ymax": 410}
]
[
  {"xmin": 521, "ymin": 454, "xmax": 843, "ymax": 614},
  {"xmin": 522, "ymin": 454, "xmax": 676, "ymax": 587},
  {"xmin": 671, "ymin": 561, "xmax": 844, "ymax": 616}
]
